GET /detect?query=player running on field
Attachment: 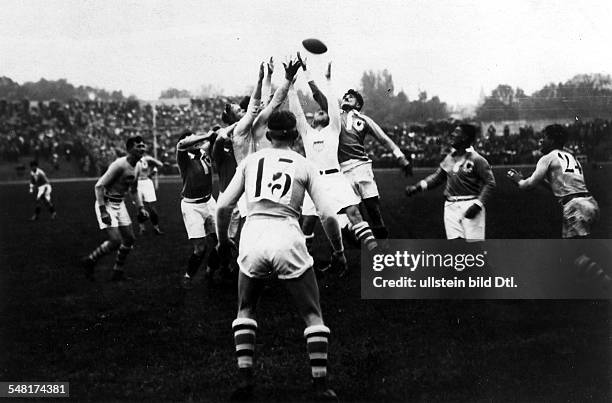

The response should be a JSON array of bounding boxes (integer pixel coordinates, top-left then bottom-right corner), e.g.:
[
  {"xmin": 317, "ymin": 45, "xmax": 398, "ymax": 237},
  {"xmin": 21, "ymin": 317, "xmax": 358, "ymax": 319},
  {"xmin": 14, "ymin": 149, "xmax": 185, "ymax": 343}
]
[
  {"xmin": 406, "ymin": 124, "xmax": 496, "ymax": 240},
  {"xmin": 507, "ymin": 124, "xmax": 600, "ymax": 238},
  {"xmin": 82, "ymin": 136, "xmax": 149, "ymax": 281},
  {"xmin": 216, "ymin": 110, "xmax": 345, "ymax": 401},
  {"xmin": 176, "ymin": 128, "xmax": 221, "ymax": 288},
  {"xmin": 28, "ymin": 160, "xmax": 57, "ymax": 221},
  {"xmin": 287, "ymin": 59, "xmax": 378, "ymax": 265},
  {"xmin": 134, "ymin": 154, "xmax": 164, "ymax": 235}
]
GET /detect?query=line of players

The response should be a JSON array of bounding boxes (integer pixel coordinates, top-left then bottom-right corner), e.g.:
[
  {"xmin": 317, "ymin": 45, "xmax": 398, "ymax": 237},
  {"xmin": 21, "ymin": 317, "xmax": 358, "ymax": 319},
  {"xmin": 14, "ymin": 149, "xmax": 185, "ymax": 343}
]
[{"xmin": 25, "ymin": 54, "xmax": 603, "ymax": 401}]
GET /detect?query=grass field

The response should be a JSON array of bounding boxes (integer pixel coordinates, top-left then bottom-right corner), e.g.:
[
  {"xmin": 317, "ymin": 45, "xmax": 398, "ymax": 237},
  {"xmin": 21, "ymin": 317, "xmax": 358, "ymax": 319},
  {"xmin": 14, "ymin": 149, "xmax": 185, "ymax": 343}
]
[{"xmin": 0, "ymin": 165, "xmax": 610, "ymax": 402}]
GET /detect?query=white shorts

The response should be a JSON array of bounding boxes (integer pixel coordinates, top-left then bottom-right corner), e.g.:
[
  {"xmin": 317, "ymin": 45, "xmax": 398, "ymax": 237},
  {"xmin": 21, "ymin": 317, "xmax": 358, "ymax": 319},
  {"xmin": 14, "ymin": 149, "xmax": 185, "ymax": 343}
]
[
  {"xmin": 137, "ymin": 178, "xmax": 157, "ymax": 203},
  {"xmin": 562, "ymin": 196, "xmax": 599, "ymax": 238},
  {"xmin": 238, "ymin": 217, "xmax": 313, "ymax": 280},
  {"xmin": 219, "ymin": 191, "xmax": 242, "ymax": 239},
  {"xmin": 302, "ymin": 173, "xmax": 361, "ymax": 216},
  {"xmin": 95, "ymin": 200, "xmax": 132, "ymax": 230},
  {"xmin": 341, "ymin": 162, "xmax": 379, "ymax": 200},
  {"xmin": 237, "ymin": 194, "xmax": 248, "ymax": 218},
  {"xmin": 181, "ymin": 197, "xmax": 217, "ymax": 239},
  {"xmin": 443, "ymin": 199, "xmax": 485, "ymax": 241},
  {"xmin": 36, "ymin": 184, "xmax": 52, "ymax": 202}
]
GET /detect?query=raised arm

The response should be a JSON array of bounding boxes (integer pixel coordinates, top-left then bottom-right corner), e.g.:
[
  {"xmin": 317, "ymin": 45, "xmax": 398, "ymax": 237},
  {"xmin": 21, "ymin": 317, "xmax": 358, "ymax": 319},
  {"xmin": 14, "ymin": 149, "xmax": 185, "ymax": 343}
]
[
  {"xmin": 234, "ymin": 63, "xmax": 265, "ymax": 137},
  {"xmin": 287, "ymin": 84, "xmax": 309, "ymax": 138},
  {"xmin": 144, "ymin": 155, "xmax": 164, "ymax": 167},
  {"xmin": 261, "ymin": 57, "xmax": 275, "ymax": 107},
  {"xmin": 251, "ymin": 57, "xmax": 302, "ymax": 138}
]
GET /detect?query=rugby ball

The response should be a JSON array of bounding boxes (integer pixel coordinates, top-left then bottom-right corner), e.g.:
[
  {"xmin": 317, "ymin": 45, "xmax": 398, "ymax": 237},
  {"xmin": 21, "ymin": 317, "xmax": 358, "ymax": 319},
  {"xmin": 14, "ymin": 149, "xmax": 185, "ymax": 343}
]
[{"xmin": 301, "ymin": 38, "xmax": 328, "ymax": 54}]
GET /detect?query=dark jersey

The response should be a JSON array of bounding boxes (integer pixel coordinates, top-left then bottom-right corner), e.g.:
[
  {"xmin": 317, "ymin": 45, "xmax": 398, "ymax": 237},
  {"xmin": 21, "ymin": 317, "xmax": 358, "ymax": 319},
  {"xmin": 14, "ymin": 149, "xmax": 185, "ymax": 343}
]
[
  {"xmin": 177, "ymin": 148, "xmax": 213, "ymax": 199},
  {"xmin": 212, "ymin": 135, "xmax": 237, "ymax": 193},
  {"xmin": 338, "ymin": 110, "xmax": 374, "ymax": 164}
]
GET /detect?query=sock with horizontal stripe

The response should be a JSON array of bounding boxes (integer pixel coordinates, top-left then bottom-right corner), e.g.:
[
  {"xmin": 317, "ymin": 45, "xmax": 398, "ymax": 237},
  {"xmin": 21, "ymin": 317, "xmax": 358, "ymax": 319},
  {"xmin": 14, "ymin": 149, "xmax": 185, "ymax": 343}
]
[
  {"xmin": 233, "ymin": 317, "xmax": 257, "ymax": 371},
  {"xmin": 304, "ymin": 324, "xmax": 330, "ymax": 381},
  {"xmin": 351, "ymin": 221, "xmax": 378, "ymax": 251},
  {"xmin": 88, "ymin": 240, "xmax": 117, "ymax": 262}
]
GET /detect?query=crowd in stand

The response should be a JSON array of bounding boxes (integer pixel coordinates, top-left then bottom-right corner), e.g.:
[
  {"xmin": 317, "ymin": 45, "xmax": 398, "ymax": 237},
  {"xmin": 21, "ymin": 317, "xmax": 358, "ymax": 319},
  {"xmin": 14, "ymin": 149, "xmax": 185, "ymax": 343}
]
[{"xmin": 1, "ymin": 98, "xmax": 611, "ymax": 177}]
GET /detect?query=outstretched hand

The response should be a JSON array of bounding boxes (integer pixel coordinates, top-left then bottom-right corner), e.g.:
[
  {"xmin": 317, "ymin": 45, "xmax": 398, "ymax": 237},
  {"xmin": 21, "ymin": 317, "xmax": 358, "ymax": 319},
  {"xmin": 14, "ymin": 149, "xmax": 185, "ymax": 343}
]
[
  {"xmin": 266, "ymin": 57, "xmax": 274, "ymax": 76},
  {"xmin": 296, "ymin": 51, "xmax": 307, "ymax": 71},
  {"xmin": 506, "ymin": 168, "xmax": 524, "ymax": 185},
  {"xmin": 325, "ymin": 62, "xmax": 332, "ymax": 80},
  {"xmin": 283, "ymin": 55, "xmax": 302, "ymax": 80},
  {"xmin": 258, "ymin": 62, "xmax": 265, "ymax": 80}
]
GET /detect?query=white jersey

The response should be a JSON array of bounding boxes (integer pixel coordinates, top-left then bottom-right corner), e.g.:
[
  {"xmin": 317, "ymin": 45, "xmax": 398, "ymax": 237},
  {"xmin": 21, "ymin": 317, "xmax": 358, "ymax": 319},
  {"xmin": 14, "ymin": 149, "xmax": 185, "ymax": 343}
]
[{"xmin": 302, "ymin": 126, "xmax": 342, "ymax": 173}]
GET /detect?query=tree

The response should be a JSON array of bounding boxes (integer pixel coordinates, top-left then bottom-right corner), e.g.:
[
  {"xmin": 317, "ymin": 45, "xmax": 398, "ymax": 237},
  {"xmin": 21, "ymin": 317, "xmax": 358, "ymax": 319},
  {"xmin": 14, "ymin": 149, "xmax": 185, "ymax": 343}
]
[{"xmin": 159, "ymin": 88, "xmax": 191, "ymax": 99}]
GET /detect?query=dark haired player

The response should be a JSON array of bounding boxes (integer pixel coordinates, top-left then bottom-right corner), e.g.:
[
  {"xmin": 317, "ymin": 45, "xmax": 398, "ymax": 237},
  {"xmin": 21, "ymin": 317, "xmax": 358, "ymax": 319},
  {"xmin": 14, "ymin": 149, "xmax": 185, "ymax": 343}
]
[
  {"xmin": 406, "ymin": 124, "xmax": 496, "ymax": 240},
  {"xmin": 176, "ymin": 129, "xmax": 220, "ymax": 288},
  {"xmin": 288, "ymin": 60, "xmax": 378, "ymax": 265},
  {"xmin": 82, "ymin": 136, "xmax": 149, "ymax": 281},
  {"xmin": 28, "ymin": 160, "xmax": 57, "ymax": 220},
  {"xmin": 507, "ymin": 124, "xmax": 599, "ymax": 238},
  {"xmin": 216, "ymin": 110, "xmax": 344, "ymax": 401}
]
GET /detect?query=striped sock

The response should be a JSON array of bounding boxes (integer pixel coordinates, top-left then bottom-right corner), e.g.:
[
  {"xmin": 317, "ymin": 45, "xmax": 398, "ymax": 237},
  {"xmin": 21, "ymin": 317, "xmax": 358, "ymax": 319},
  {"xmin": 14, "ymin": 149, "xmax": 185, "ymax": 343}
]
[
  {"xmin": 351, "ymin": 221, "xmax": 378, "ymax": 251},
  {"xmin": 114, "ymin": 244, "xmax": 133, "ymax": 269},
  {"xmin": 233, "ymin": 318, "xmax": 257, "ymax": 369},
  {"xmin": 88, "ymin": 240, "xmax": 115, "ymax": 262},
  {"xmin": 575, "ymin": 255, "xmax": 612, "ymax": 285},
  {"xmin": 304, "ymin": 324, "xmax": 330, "ymax": 379}
]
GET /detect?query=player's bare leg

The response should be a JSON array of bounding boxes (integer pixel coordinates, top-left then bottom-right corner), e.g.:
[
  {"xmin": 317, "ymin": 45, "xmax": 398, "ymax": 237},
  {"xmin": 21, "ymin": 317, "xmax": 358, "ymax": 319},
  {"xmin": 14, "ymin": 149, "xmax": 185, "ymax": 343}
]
[
  {"xmin": 284, "ymin": 268, "xmax": 336, "ymax": 401},
  {"xmin": 110, "ymin": 225, "xmax": 136, "ymax": 281},
  {"xmin": 231, "ymin": 272, "xmax": 266, "ymax": 400}
]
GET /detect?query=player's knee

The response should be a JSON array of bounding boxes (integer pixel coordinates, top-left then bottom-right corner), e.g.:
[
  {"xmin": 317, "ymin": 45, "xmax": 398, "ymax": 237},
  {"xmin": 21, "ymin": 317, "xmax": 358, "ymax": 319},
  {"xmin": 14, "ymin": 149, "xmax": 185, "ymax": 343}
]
[
  {"xmin": 345, "ymin": 205, "xmax": 363, "ymax": 223},
  {"xmin": 107, "ymin": 239, "xmax": 122, "ymax": 250}
]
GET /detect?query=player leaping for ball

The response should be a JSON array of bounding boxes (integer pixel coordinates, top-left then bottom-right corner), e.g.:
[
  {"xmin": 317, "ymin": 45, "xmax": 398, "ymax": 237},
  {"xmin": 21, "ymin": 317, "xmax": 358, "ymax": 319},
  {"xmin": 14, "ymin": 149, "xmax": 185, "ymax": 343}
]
[
  {"xmin": 306, "ymin": 72, "xmax": 412, "ymax": 241},
  {"xmin": 218, "ymin": 56, "xmax": 302, "ymax": 220},
  {"xmin": 82, "ymin": 136, "xmax": 149, "ymax": 281},
  {"xmin": 28, "ymin": 160, "xmax": 57, "ymax": 221},
  {"xmin": 287, "ymin": 59, "xmax": 378, "ymax": 267}
]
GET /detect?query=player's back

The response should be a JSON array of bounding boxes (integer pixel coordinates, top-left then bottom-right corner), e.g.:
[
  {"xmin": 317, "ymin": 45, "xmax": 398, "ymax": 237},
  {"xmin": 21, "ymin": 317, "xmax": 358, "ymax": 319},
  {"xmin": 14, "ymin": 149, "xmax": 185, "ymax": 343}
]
[
  {"xmin": 544, "ymin": 149, "xmax": 589, "ymax": 197},
  {"xmin": 242, "ymin": 147, "xmax": 313, "ymax": 220}
]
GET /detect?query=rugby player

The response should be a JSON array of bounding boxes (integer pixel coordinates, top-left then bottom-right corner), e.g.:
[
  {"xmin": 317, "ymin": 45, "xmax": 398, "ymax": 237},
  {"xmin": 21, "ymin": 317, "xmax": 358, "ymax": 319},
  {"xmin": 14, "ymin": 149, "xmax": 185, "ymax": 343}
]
[
  {"xmin": 507, "ymin": 124, "xmax": 599, "ymax": 238},
  {"xmin": 177, "ymin": 129, "xmax": 220, "ymax": 288},
  {"xmin": 406, "ymin": 124, "xmax": 496, "ymax": 240},
  {"xmin": 28, "ymin": 160, "xmax": 57, "ymax": 220},
  {"xmin": 82, "ymin": 136, "xmax": 149, "ymax": 281},
  {"xmin": 134, "ymin": 154, "xmax": 164, "ymax": 235},
  {"xmin": 287, "ymin": 61, "xmax": 378, "ymax": 268},
  {"xmin": 219, "ymin": 57, "xmax": 302, "ymax": 219},
  {"xmin": 216, "ymin": 110, "xmax": 345, "ymax": 401},
  {"xmin": 305, "ymin": 70, "xmax": 412, "ymax": 240}
]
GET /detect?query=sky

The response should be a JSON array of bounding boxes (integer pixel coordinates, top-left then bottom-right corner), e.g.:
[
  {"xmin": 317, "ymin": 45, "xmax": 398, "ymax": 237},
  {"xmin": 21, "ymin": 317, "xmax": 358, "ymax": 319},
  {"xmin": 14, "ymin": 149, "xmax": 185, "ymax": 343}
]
[{"xmin": 1, "ymin": 0, "xmax": 611, "ymax": 105}]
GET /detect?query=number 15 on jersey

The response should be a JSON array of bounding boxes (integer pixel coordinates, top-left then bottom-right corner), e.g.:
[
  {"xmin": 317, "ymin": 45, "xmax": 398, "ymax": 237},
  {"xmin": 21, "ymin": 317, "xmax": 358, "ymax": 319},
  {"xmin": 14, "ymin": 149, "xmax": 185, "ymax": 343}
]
[{"xmin": 248, "ymin": 157, "xmax": 295, "ymax": 205}]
